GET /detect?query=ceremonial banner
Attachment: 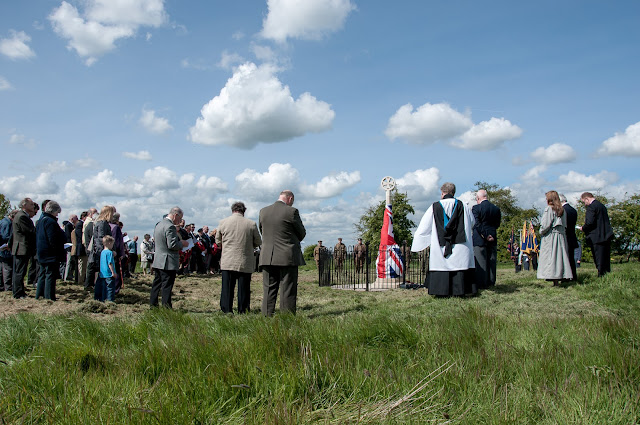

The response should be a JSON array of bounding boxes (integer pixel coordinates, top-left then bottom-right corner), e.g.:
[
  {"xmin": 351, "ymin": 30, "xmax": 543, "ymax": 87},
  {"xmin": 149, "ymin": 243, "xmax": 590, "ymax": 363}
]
[{"xmin": 375, "ymin": 204, "xmax": 404, "ymax": 278}]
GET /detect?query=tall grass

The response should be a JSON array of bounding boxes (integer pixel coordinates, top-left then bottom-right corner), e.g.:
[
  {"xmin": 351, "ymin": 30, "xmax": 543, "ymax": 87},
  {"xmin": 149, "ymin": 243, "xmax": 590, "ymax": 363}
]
[{"xmin": 0, "ymin": 263, "xmax": 638, "ymax": 424}]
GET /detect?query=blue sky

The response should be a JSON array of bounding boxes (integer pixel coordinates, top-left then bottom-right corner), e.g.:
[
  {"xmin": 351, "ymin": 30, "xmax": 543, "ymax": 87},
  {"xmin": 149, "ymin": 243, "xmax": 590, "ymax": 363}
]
[{"xmin": 1, "ymin": 0, "xmax": 639, "ymax": 247}]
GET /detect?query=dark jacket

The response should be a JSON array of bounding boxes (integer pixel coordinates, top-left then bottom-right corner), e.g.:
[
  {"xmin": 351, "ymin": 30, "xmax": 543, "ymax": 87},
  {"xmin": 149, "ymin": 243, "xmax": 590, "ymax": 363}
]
[
  {"xmin": 563, "ymin": 203, "xmax": 579, "ymax": 250},
  {"xmin": 36, "ymin": 212, "xmax": 66, "ymax": 264},
  {"xmin": 0, "ymin": 216, "xmax": 12, "ymax": 260},
  {"xmin": 258, "ymin": 200, "xmax": 306, "ymax": 267},
  {"xmin": 90, "ymin": 220, "xmax": 113, "ymax": 265},
  {"xmin": 583, "ymin": 199, "xmax": 613, "ymax": 245},
  {"xmin": 72, "ymin": 220, "xmax": 86, "ymax": 257},
  {"xmin": 472, "ymin": 200, "xmax": 501, "ymax": 247},
  {"xmin": 11, "ymin": 210, "xmax": 36, "ymax": 256}
]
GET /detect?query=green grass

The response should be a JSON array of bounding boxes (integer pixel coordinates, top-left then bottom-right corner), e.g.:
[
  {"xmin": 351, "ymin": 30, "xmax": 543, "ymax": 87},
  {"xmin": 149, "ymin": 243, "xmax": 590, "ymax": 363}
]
[{"xmin": 0, "ymin": 263, "xmax": 638, "ymax": 424}]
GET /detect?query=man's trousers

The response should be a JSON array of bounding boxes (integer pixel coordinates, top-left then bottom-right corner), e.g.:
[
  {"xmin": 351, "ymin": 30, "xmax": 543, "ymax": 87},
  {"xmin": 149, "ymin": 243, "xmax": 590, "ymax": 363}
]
[
  {"xmin": 150, "ymin": 268, "xmax": 177, "ymax": 308},
  {"xmin": 261, "ymin": 265, "xmax": 298, "ymax": 316}
]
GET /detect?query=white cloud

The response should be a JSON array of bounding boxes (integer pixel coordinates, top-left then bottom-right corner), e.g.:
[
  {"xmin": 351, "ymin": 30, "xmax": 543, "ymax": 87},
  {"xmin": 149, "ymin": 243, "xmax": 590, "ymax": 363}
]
[
  {"xmin": 0, "ymin": 76, "xmax": 12, "ymax": 91},
  {"xmin": 530, "ymin": 143, "xmax": 577, "ymax": 164},
  {"xmin": 555, "ymin": 170, "xmax": 619, "ymax": 192},
  {"xmin": 520, "ymin": 164, "xmax": 548, "ymax": 188},
  {"xmin": 235, "ymin": 163, "xmax": 300, "ymax": 201},
  {"xmin": 0, "ymin": 173, "xmax": 58, "ymax": 199},
  {"xmin": 217, "ymin": 50, "xmax": 244, "ymax": 69},
  {"xmin": 48, "ymin": 0, "xmax": 167, "ymax": 66},
  {"xmin": 8, "ymin": 132, "xmax": 37, "ymax": 149},
  {"xmin": 41, "ymin": 158, "xmax": 100, "ymax": 174},
  {"xmin": 385, "ymin": 103, "xmax": 522, "ymax": 150},
  {"xmin": 302, "ymin": 171, "xmax": 361, "ymax": 198},
  {"xmin": 453, "ymin": 117, "xmax": 523, "ymax": 151},
  {"xmin": 596, "ymin": 122, "xmax": 640, "ymax": 156},
  {"xmin": 261, "ymin": 0, "xmax": 356, "ymax": 43},
  {"xmin": 0, "ymin": 30, "xmax": 36, "ymax": 60},
  {"xmin": 189, "ymin": 62, "xmax": 334, "ymax": 149},
  {"xmin": 139, "ymin": 108, "xmax": 172, "ymax": 134},
  {"xmin": 396, "ymin": 168, "xmax": 441, "ymax": 201},
  {"xmin": 385, "ymin": 103, "xmax": 473, "ymax": 145},
  {"xmin": 123, "ymin": 150, "xmax": 152, "ymax": 161},
  {"xmin": 251, "ymin": 44, "xmax": 276, "ymax": 63}
]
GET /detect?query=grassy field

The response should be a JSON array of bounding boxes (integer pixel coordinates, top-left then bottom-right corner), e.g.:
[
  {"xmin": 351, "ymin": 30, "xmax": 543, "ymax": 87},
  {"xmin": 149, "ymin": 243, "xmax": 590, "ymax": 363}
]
[{"xmin": 0, "ymin": 262, "xmax": 638, "ymax": 424}]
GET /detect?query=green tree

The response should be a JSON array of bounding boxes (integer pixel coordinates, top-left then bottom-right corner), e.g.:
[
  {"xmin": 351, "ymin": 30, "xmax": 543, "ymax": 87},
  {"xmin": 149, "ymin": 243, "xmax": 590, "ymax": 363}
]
[
  {"xmin": 473, "ymin": 182, "xmax": 540, "ymax": 263},
  {"xmin": 607, "ymin": 194, "xmax": 640, "ymax": 262},
  {"xmin": 303, "ymin": 244, "xmax": 316, "ymax": 262},
  {"xmin": 0, "ymin": 193, "xmax": 11, "ymax": 218},
  {"xmin": 354, "ymin": 191, "xmax": 415, "ymax": 248}
]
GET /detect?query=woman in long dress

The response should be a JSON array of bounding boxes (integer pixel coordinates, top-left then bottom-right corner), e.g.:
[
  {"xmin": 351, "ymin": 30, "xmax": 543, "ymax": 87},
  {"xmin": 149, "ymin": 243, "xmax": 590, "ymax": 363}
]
[{"xmin": 537, "ymin": 191, "xmax": 573, "ymax": 286}]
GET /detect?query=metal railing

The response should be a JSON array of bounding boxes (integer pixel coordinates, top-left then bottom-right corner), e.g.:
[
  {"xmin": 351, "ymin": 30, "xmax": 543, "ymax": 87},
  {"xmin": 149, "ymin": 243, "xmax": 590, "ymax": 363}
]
[{"xmin": 315, "ymin": 242, "xmax": 429, "ymax": 291}]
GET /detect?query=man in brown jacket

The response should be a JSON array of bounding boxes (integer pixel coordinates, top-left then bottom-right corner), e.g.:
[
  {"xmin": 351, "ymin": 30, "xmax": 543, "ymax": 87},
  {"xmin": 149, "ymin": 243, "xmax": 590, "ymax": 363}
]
[
  {"xmin": 216, "ymin": 201, "xmax": 262, "ymax": 314},
  {"xmin": 258, "ymin": 190, "xmax": 306, "ymax": 316}
]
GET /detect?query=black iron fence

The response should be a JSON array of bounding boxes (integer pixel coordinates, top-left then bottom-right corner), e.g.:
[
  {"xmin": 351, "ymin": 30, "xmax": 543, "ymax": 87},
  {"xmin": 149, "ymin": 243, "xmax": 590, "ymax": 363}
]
[{"xmin": 315, "ymin": 242, "xmax": 430, "ymax": 290}]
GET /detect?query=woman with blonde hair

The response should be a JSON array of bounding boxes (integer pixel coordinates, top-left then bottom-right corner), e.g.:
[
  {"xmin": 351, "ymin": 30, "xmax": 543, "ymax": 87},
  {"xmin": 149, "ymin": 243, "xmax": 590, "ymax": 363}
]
[
  {"xmin": 537, "ymin": 191, "xmax": 573, "ymax": 286},
  {"xmin": 88, "ymin": 205, "xmax": 114, "ymax": 286}
]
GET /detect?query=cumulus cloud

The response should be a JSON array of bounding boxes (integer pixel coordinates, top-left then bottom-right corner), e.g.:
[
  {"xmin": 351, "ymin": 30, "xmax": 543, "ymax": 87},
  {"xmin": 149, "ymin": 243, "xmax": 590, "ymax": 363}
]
[
  {"xmin": 48, "ymin": 0, "xmax": 167, "ymax": 65},
  {"xmin": 385, "ymin": 103, "xmax": 522, "ymax": 150},
  {"xmin": 596, "ymin": 122, "xmax": 640, "ymax": 156},
  {"xmin": 520, "ymin": 165, "xmax": 548, "ymax": 187},
  {"xmin": 0, "ymin": 30, "xmax": 36, "ymax": 60},
  {"xmin": 302, "ymin": 171, "xmax": 361, "ymax": 198},
  {"xmin": 235, "ymin": 163, "xmax": 300, "ymax": 201},
  {"xmin": 530, "ymin": 143, "xmax": 577, "ymax": 164},
  {"xmin": 396, "ymin": 168, "xmax": 441, "ymax": 201},
  {"xmin": 189, "ymin": 62, "xmax": 334, "ymax": 149},
  {"xmin": 0, "ymin": 76, "xmax": 12, "ymax": 91},
  {"xmin": 0, "ymin": 173, "xmax": 58, "ymax": 199},
  {"xmin": 139, "ymin": 108, "xmax": 172, "ymax": 134},
  {"xmin": 261, "ymin": 0, "xmax": 356, "ymax": 43},
  {"xmin": 555, "ymin": 170, "xmax": 619, "ymax": 192},
  {"xmin": 123, "ymin": 150, "xmax": 152, "ymax": 161},
  {"xmin": 385, "ymin": 103, "xmax": 472, "ymax": 145},
  {"xmin": 454, "ymin": 117, "xmax": 523, "ymax": 151}
]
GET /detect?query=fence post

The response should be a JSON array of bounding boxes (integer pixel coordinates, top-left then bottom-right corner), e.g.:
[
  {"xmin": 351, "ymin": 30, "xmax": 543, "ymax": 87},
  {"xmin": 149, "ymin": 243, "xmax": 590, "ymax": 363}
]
[
  {"xmin": 402, "ymin": 240, "xmax": 407, "ymax": 286},
  {"xmin": 365, "ymin": 241, "xmax": 370, "ymax": 292}
]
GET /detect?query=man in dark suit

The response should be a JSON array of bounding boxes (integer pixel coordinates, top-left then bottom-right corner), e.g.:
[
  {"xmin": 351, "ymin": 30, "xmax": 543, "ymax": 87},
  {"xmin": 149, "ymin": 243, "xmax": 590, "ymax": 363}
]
[
  {"xmin": 259, "ymin": 190, "xmax": 306, "ymax": 316},
  {"xmin": 560, "ymin": 194, "xmax": 578, "ymax": 281},
  {"xmin": 150, "ymin": 207, "xmax": 189, "ymax": 308},
  {"xmin": 11, "ymin": 198, "xmax": 37, "ymax": 299},
  {"xmin": 579, "ymin": 192, "xmax": 613, "ymax": 277},
  {"xmin": 472, "ymin": 189, "xmax": 501, "ymax": 288}
]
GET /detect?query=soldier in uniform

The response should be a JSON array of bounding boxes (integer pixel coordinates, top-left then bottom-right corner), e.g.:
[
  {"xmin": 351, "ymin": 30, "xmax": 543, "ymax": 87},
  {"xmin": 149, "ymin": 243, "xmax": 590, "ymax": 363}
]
[
  {"xmin": 314, "ymin": 241, "xmax": 329, "ymax": 285},
  {"xmin": 354, "ymin": 238, "xmax": 367, "ymax": 273},
  {"xmin": 334, "ymin": 238, "xmax": 346, "ymax": 274}
]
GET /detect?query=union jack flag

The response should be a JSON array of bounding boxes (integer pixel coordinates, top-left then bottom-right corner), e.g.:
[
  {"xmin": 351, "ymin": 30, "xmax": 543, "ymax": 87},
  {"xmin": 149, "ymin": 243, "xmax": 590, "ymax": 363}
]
[{"xmin": 375, "ymin": 204, "xmax": 404, "ymax": 278}]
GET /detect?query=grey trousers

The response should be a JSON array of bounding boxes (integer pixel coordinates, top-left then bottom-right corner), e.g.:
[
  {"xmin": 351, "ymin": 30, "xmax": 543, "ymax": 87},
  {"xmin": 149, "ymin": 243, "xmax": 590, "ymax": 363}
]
[
  {"xmin": 0, "ymin": 258, "xmax": 12, "ymax": 291},
  {"xmin": 474, "ymin": 244, "xmax": 497, "ymax": 289},
  {"xmin": 261, "ymin": 265, "xmax": 298, "ymax": 316}
]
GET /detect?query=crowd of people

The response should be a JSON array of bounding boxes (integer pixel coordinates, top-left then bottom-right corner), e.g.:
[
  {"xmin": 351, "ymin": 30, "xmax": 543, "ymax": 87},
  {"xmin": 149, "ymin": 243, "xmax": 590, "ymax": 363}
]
[
  {"xmin": 411, "ymin": 183, "xmax": 613, "ymax": 297},
  {"xmin": 0, "ymin": 185, "xmax": 614, "ymax": 309}
]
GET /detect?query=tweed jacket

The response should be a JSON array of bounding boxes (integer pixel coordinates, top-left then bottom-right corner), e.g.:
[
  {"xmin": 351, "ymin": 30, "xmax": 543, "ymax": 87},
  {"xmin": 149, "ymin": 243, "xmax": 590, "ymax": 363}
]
[
  {"xmin": 152, "ymin": 217, "xmax": 183, "ymax": 271},
  {"xmin": 258, "ymin": 201, "xmax": 306, "ymax": 267},
  {"xmin": 216, "ymin": 212, "xmax": 262, "ymax": 273}
]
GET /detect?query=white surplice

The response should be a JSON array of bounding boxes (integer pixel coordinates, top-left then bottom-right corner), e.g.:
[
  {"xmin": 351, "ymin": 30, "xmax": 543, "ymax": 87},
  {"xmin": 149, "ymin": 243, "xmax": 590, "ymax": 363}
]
[{"xmin": 411, "ymin": 198, "xmax": 475, "ymax": 271}]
